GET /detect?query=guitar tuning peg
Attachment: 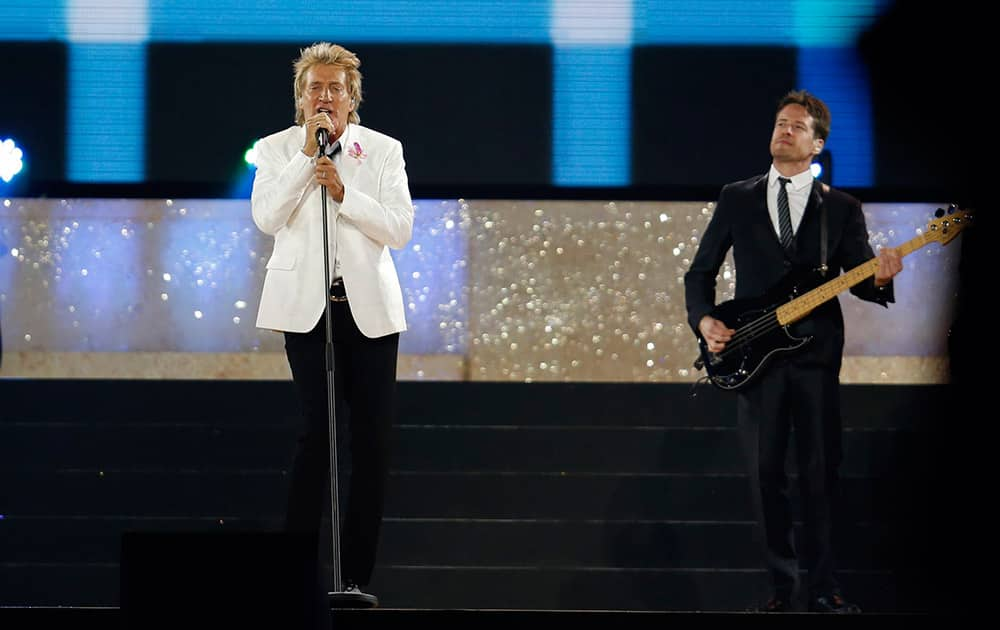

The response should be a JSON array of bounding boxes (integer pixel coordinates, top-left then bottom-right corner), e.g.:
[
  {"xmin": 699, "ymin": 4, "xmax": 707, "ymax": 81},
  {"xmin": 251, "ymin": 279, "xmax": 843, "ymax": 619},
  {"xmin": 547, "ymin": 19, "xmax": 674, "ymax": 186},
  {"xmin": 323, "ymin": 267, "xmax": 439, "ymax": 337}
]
[
  {"xmin": 935, "ymin": 207, "xmax": 945, "ymax": 217},
  {"xmin": 948, "ymin": 203, "xmax": 958, "ymax": 213}
]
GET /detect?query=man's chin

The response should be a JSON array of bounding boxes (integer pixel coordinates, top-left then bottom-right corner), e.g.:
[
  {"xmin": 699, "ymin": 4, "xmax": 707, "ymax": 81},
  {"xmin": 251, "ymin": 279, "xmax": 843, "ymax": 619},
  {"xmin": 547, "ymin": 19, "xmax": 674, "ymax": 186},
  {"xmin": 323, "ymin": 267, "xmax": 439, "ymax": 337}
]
[{"xmin": 771, "ymin": 148, "xmax": 800, "ymax": 161}]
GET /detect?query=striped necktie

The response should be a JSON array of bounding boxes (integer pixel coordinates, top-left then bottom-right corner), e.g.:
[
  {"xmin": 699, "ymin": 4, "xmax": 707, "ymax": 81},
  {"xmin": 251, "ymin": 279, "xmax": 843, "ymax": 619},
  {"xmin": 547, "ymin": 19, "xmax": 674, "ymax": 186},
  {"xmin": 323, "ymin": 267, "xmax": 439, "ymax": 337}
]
[{"xmin": 777, "ymin": 176, "xmax": 794, "ymax": 250}]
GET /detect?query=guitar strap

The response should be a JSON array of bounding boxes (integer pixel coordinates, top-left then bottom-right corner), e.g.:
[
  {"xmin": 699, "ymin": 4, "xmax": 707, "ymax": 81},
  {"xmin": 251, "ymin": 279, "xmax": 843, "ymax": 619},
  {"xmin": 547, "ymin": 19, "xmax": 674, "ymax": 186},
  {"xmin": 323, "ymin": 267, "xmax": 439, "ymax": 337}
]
[
  {"xmin": 819, "ymin": 202, "xmax": 828, "ymax": 275},
  {"xmin": 817, "ymin": 184, "xmax": 829, "ymax": 276}
]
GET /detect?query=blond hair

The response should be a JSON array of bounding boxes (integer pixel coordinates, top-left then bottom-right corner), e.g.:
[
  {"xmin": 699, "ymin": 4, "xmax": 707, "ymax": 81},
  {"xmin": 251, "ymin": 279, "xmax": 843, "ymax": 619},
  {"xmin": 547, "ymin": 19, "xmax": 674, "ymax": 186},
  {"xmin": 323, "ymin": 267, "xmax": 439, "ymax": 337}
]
[{"xmin": 292, "ymin": 42, "xmax": 363, "ymax": 125}]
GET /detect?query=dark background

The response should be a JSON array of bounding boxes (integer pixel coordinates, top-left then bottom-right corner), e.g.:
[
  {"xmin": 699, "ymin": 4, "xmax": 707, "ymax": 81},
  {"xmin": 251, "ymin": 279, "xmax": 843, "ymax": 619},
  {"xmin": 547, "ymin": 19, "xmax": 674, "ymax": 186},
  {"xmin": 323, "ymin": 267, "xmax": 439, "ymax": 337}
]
[
  {"xmin": 0, "ymin": 2, "xmax": 986, "ymax": 205},
  {"xmin": 1, "ymin": 42, "xmax": 68, "ymax": 184},
  {"xmin": 145, "ymin": 43, "xmax": 554, "ymax": 189}
]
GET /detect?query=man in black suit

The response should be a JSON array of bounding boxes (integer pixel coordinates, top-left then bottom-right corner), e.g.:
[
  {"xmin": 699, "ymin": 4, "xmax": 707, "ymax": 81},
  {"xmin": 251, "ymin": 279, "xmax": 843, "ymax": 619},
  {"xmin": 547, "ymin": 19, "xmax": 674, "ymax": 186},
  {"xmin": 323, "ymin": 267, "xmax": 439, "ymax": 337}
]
[{"xmin": 684, "ymin": 90, "xmax": 903, "ymax": 613}]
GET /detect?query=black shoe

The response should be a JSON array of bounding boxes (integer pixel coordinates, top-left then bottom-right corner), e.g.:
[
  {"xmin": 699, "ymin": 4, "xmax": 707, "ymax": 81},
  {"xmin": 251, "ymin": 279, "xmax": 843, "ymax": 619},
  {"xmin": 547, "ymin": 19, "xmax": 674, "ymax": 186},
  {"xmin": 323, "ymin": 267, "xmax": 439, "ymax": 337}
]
[
  {"xmin": 329, "ymin": 582, "xmax": 378, "ymax": 608},
  {"xmin": 753, "ymin": 596, "xmax": 792, "ymax": 612},
  {"xmin": 809, "ymin": 593, "xmax": 861, "ymax": 614}
]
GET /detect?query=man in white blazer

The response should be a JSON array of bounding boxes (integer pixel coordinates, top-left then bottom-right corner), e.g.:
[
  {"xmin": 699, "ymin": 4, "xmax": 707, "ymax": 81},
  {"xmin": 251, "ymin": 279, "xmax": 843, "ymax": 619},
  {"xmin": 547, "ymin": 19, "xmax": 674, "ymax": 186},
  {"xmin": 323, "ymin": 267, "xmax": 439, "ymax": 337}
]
[{"xmin": 251, "ymin": 42, "xmax": 413, "ymax": 606}]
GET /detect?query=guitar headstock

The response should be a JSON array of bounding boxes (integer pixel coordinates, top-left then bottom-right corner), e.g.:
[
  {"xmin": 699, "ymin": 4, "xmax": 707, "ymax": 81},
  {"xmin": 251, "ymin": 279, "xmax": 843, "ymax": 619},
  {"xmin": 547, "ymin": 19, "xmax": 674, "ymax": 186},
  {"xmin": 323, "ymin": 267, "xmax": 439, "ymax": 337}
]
[{"xmin": 926, "ymin": 204, "xmax": 973, "ymax": 245}]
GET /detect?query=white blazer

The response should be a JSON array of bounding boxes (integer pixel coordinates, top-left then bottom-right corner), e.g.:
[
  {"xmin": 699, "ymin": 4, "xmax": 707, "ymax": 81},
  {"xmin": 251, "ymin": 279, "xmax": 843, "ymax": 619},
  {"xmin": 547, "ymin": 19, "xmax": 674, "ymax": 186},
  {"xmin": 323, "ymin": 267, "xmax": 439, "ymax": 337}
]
[{"xmin": 251, "ymin": 123, "xmax": 414, "ymax": 337}]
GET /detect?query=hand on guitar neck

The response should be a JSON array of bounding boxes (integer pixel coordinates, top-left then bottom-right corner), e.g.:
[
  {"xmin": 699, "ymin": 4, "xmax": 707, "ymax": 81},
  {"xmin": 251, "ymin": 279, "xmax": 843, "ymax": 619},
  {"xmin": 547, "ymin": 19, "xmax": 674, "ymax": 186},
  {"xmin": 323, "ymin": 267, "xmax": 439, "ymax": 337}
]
[{"xmin": 874, "ymin": 247, "xmax": 903, "ymax": 288}]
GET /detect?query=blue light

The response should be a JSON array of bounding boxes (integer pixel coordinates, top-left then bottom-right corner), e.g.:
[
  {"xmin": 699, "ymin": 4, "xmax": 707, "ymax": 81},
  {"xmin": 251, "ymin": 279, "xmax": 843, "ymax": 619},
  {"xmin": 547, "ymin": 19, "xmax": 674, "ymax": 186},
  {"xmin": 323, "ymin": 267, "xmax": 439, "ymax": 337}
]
[
  {"xmin": 0, "ymin": 1, "xmax": 66, "ymax": 41},
  {"xmin": 149, "ymin": 1, "xmax": 550, "ymax": 43},
  {"xmin": 50, "ymin": 200, "xmax": 144, "ymax": 351},
  {"xmin": 0, "ymin": 139, "xmax": 25, "ymax": 183},
  {"xmin": 637, "ymin": 0, "xmax": 798, "ymax": 44},
  {"xmin": 810, "ymin": 161, "xmax": 823, "ymax": 178},
  {"xmin": 394, "ymin": 200, "xmax": 469, "ymax": 355},
  {"xmin": 790, "ymin": 0, "xmax": 890, "ymax": 47},
  {"xmin": 68, "ymin": 44, "xmax": 146, "ymax": 182},
  {"xmin": 798, "ymin": 46, "xmax": 873, "ymax": 186},
  {"xmin": 228, "ymin": 168, "xmax": 256, "ymax": 200},
  {"xmin": 553, "ymin": 46, "xmax": 631, "ymax": 186},
  {"xmin": 157, "ymin": 202, "xmax": 259, "ymax": 350},
  {"xmin": 635, "ymin": 0, "xmax": 886, "ymax": 45}
]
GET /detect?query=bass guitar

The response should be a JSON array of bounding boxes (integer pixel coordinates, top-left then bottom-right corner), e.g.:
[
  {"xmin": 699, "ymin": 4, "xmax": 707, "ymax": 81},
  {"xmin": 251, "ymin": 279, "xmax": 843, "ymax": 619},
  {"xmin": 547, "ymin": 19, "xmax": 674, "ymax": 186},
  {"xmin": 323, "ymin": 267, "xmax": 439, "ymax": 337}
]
[{"xmin": 693, "ymin": 205, "xmax": 972, "ymax": 390}]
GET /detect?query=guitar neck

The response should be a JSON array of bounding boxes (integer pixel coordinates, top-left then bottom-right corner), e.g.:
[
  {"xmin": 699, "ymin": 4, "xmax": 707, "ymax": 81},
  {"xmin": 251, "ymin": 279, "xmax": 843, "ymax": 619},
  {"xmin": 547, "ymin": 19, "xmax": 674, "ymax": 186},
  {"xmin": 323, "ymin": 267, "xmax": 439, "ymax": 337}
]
[{"xmin": 775, "ymin": 232, "xmax": 930, "ymax": 326}]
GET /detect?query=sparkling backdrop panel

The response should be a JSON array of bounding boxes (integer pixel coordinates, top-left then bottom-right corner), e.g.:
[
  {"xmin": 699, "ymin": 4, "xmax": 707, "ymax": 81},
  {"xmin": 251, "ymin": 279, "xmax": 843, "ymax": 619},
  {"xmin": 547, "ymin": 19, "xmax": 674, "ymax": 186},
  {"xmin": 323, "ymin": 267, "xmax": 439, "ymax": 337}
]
[{"xmin": 0, "ymin": 198, "xmax": 960, "ymax": 381}]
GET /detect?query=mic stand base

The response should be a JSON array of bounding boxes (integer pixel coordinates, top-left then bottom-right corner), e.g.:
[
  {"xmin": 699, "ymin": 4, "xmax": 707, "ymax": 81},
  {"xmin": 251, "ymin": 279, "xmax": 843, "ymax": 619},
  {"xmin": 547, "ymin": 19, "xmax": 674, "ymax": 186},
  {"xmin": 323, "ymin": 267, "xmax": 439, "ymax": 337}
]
[{"xmin": 329, "ymin": 589, "xmax": 379, "ymax": 609}]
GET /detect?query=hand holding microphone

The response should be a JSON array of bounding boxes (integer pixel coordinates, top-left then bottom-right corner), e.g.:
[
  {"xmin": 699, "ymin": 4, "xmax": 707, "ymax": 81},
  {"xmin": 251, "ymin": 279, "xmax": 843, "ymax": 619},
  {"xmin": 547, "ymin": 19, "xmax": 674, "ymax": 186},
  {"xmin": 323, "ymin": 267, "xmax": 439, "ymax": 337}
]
[{"xmin": 303, "ymin": 112, "xmax": 336, "ymax": 157}]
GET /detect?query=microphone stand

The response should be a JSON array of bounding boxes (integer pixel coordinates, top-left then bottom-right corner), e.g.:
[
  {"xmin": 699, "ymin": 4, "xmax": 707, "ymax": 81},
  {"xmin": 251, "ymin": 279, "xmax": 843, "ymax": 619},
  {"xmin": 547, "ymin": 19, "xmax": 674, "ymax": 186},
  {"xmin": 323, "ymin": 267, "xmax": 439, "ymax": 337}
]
[{"xmin": 316, "ymin": 133, "xmax": 376, "ymax": 609}]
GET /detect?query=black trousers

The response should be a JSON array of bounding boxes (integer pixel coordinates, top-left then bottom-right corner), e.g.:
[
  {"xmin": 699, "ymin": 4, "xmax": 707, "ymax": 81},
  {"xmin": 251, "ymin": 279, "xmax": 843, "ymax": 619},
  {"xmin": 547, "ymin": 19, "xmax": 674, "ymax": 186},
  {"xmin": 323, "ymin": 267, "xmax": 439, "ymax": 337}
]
[
  {"xmin": 736, "ymin": 358, "xmax": 843, "ymax": 601},
  {"xmin": 283, "ymin": 296, "xmax": 399, "ymax": 588}
]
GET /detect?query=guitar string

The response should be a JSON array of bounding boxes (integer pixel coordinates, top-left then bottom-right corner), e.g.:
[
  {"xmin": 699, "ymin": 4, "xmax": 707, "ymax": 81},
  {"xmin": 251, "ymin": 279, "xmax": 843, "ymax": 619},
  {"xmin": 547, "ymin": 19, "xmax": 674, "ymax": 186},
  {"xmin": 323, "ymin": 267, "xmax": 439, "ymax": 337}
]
[
  {"xmin": 709, "ymin": 260, "xmax": 879, "ymax": 360},
  {"xmin": 713, "ymin": 276, "xmax": 851, "ymax": 360},
  {"xmin": 715, "ymin": 312, "xmax": 778, "ymax": 360}
]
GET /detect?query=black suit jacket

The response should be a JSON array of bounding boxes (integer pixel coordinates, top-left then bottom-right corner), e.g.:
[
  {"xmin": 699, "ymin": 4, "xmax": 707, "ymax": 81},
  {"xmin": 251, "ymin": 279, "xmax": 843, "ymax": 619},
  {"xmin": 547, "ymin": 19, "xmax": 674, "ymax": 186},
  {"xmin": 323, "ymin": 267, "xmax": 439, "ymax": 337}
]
[{"xmin": 684, "ymin": 173, "xmax": 893, "ymax": 367}]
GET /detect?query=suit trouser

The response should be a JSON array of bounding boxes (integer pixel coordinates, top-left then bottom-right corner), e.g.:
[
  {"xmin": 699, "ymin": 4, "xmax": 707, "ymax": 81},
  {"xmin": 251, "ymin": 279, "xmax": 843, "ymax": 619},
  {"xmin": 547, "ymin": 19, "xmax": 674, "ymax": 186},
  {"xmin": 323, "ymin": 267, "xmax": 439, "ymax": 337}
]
[
  {"xmin": 737, "ymin": 359, "xmax": 843, "ymax": 600},
  {"xmin": 283, "ymin": 298, "xmax": 399, "ymax": 587}
]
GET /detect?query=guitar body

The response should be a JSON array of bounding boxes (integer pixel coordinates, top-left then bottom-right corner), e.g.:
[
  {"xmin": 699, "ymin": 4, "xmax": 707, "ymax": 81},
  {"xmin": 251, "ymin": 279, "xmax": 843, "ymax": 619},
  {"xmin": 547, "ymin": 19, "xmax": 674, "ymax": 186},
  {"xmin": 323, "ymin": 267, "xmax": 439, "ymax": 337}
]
[{"xmin": 698, "ymin": 269, "xmax": 820, "ymax": 391}]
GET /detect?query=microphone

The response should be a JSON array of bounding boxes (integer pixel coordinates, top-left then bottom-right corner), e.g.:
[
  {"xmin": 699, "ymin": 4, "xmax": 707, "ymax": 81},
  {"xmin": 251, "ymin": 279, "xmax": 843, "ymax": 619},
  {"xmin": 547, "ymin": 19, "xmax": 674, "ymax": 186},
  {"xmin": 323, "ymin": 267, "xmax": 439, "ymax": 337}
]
[{"xmin": 316, "ymin": 127, "xmax": 330, "ymax": 152}]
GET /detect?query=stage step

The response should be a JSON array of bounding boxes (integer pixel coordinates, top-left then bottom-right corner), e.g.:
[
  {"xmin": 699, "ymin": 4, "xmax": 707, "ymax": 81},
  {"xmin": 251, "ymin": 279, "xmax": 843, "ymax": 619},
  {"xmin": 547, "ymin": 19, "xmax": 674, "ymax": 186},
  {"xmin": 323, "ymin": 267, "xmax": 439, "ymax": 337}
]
[
  {"xmin": 0, "ymin": 605, "xmax": 937, "ymax": 629},
  {"xmin": 0, "ymin": 380, "xmax": 945, "ymax": 612}
]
